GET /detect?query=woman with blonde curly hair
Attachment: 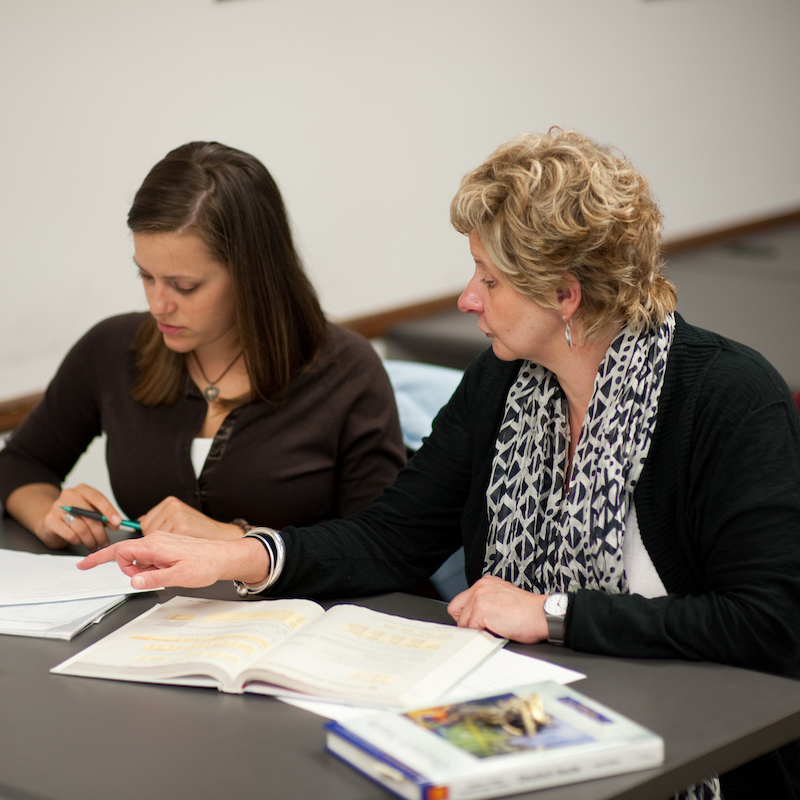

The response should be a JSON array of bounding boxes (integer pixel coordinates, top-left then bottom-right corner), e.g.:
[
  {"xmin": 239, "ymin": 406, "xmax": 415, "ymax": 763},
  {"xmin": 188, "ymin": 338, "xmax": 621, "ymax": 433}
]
[
  {"xmin": 450, "ymin": 129, "xmax": 675, "ymax": 339},
  {"xmin": 83, "ymin": 130, "xmax": 800, "ymax": 799}
]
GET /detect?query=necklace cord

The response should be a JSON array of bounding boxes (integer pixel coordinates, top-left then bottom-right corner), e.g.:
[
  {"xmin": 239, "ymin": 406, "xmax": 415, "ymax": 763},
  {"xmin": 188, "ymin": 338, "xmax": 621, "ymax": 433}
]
[{"xmin": 192, "ymin": 351, "xmax": 243, "ymax": 402}]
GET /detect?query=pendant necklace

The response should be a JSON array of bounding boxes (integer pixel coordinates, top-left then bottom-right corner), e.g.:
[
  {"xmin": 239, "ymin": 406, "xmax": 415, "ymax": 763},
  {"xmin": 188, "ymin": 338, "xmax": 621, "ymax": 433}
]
[{"xmin": 192, "ymin": 350, "xmax": 243, "ymax": 403}]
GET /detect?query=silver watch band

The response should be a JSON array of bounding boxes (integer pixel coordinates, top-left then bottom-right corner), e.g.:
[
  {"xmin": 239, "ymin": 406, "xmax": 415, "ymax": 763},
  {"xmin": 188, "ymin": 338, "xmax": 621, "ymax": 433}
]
[{"xmin": 545, "ymin": 612, "xmax": 566, "ymax": 645}]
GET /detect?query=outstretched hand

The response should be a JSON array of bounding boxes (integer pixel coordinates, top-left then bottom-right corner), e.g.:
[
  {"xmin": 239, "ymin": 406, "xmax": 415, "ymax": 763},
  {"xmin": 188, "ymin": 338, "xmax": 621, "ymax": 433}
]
[
  {"xmin": 78, "ymin": 532, "xmax": 268, "ymax": 591},
  {"xmin": 447, "ymin": 575, "xmax": 549, "ymax": 644}
]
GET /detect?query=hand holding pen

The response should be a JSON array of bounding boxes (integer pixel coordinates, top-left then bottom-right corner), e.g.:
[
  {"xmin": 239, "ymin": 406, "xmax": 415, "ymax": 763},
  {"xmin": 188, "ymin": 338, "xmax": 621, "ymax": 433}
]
[
  {"xmin": 60, "ymin": 506, "xmax": 142, "ymax": 531},
  {"xmin": 28, "ymin": 485, "xmax": 133, "ymax": 551}
]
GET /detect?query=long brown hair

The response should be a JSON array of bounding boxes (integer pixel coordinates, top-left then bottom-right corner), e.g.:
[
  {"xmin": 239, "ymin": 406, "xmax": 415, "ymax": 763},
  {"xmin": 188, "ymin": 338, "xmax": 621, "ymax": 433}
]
[{"xmin": 128, "ymin": 141, "xmax": 326, "ymax": 406}]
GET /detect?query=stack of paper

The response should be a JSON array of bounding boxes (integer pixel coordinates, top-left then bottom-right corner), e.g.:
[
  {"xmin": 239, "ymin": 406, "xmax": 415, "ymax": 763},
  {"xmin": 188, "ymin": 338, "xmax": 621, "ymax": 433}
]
[{"xmin": 0, "ymin": 548, "xmax": 151, "ymax": 640}]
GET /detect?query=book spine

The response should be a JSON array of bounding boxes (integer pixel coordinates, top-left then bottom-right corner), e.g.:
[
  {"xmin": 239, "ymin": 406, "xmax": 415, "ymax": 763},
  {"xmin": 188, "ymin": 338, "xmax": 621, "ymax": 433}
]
[{"xmin": 325, "ymin": 725, "xmax": 430, "ymax": 800}]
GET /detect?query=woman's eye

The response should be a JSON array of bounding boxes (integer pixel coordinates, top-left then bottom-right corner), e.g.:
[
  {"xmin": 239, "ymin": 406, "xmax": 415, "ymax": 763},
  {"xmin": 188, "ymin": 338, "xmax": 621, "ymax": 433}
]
[
  {"xmin": 480, "ymin": 278, "xmax": 496, "ymax": 288},
  {"xmin": 137, "ymin": 270, "xmax": 197, "ymax": 295}
]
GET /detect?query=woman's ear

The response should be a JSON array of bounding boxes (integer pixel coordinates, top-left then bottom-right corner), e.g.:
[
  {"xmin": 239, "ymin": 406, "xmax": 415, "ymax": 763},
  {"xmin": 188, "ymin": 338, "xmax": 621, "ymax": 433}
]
[{"xmin": 557, "ymin": 274, "xmax": 581, "ymax": 320}]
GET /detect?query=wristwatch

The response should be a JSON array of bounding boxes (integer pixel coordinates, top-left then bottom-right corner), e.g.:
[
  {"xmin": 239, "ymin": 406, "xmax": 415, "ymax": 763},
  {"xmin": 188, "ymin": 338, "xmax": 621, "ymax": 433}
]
[{"xmin": 543, "ymin": 593, "xmax": 570, "ymax": 645}]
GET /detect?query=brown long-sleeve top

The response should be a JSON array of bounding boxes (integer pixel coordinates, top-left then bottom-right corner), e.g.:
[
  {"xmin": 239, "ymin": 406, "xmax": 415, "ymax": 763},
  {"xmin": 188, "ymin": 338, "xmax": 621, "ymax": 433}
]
[{"xmin": 0, "ymin": 313, "xmax": 406, "ymax": 529}]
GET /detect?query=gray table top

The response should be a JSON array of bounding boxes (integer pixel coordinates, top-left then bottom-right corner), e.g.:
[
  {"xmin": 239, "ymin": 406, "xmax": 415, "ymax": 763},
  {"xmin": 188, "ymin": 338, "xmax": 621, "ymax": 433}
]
[{"xmin": 2, "ymin": 516, "xmax": 800, "ymax": 800}]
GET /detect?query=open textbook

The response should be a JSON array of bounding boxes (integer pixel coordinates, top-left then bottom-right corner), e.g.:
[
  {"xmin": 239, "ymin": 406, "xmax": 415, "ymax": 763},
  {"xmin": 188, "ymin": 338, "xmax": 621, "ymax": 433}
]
[
  {"xmin": 326, "ymin": 681, "xmax": 664, "ymax": 800},
  {"xmin": 52, "ymin": 595, "xmax": 505, "ymax": 708}
]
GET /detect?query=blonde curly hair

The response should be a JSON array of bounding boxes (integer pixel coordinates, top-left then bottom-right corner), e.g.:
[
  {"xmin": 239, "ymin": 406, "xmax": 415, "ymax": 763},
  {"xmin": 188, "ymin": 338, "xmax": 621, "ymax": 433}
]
[{"xmin": 450, "ymin": 128, "xmax": 676, "ymax": 340}]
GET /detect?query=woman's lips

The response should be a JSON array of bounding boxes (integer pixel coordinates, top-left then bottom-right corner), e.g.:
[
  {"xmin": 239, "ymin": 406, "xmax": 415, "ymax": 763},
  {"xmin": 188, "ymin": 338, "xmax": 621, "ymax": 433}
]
[{"xmin": 157, "ymin": 321, "xmax": 185, "ymax": 336}]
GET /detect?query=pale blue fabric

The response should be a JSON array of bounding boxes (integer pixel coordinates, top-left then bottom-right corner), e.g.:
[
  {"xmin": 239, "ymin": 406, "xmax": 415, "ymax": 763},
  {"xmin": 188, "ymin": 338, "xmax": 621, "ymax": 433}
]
[
  {"xmin": 383, "ymin": 359, "xmax": 467, "ymax": 600},
  {"xmin": 383, "ymin": 360, "xmax": 463, "ymax": 451}
]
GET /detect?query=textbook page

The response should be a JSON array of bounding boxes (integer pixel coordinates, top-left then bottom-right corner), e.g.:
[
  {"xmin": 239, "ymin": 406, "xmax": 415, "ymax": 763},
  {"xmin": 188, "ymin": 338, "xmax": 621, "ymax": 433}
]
[
  {"xmin": 52, "ymin": 595, "xmax": 327, "ymax": 691},
  {"xmin": 279, "ymin": 647, "xmax": 585, "ymax": 720},
  {"xmin": 246, "ymin": 603, "xmax": 504, "ymax": 708}
]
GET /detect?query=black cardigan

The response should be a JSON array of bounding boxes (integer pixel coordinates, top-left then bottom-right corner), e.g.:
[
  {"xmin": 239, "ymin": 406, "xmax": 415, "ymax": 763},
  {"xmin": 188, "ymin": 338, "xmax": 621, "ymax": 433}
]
[
  {"xmin": 279, "ymin": 315, "xmax": 800, "ymax": 675},
  {"xmin": 276, "ymin": 314, "xmax": 800, "ymax": 797}
]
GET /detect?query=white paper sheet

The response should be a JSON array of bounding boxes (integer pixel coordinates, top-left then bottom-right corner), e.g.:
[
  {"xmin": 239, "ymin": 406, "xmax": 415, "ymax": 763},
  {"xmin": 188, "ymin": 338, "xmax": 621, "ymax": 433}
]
[
  {"xmin": 0, "ymin": 548, "xmax": 154, "ymax": 605},
  {"xmin": 278, "ymin": 647, "xmax": 585, "ymax": 720},
  {"xmin": 0, "ymin": 595, "xmax": 128, "ymax": 639}
]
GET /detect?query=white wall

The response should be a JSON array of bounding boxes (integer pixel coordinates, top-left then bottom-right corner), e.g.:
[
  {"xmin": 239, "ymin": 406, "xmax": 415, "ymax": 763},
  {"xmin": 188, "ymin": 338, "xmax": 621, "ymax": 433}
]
[{"xmin": 2, "ymin": 0, "xmax": 799, "ymax": 399}]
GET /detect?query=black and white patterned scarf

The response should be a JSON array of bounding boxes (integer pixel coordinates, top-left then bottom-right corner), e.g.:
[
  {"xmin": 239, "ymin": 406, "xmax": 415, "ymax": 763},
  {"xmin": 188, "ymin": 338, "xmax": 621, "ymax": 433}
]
[
  {"xmin": 482, "ymin": 312, "xmax": 721, "ymax": 800},
  {"xmin": 483, "ymin": 314, "xmax": 674, "ymax": 594}
]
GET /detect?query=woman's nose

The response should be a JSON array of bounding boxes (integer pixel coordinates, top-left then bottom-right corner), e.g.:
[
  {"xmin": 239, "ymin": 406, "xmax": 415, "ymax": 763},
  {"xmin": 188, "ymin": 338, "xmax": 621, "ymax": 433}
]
[
  {"xmin": 458, "ymin": 277, "xmax": 483, "ymax": 315},
  {"xmin": 147, "ymin": 284, "xmax": 175, "ymax": 316}
]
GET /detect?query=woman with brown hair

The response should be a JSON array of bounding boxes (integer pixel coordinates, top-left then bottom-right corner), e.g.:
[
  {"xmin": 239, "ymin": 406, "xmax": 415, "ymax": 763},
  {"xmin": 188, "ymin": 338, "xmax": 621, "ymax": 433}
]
[{"xmin": 0, "ymin": 141, "xmax": 405, "ymax": 550}]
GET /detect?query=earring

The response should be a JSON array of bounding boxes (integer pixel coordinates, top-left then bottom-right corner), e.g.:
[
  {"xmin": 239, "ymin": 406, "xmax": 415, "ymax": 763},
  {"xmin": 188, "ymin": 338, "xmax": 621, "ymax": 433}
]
[{"xmin": 564, "ymin": 317, "xmax": 573, "ymax": 351}]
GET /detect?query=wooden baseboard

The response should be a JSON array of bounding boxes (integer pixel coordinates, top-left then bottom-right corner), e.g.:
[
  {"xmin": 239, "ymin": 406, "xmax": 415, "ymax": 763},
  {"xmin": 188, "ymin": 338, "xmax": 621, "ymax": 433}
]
[
  {"xmin": 2, "ymin": 207, "xmax": 798, "ymax": 431},
  {"xmin": 341, "ymin": 293, "xmax": 461, "ymax": 339},
  {"xmin": 342, "ymin": 206, "xmax": 800, "ymax": 338},
  {"xmin": 660, "ymin": 207, "xmax": 800, "ymax": 256}
]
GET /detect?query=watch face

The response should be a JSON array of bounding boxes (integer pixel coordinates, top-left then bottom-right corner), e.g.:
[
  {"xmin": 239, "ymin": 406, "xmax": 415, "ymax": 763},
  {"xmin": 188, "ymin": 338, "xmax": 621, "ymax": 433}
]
[{"xmin": 545, "ymin": 594, "xmax": 569, "ymax": 616}]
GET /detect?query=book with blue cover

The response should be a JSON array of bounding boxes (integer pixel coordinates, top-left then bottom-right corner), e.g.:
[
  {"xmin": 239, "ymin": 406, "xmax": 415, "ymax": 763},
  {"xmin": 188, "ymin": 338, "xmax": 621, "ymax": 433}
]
[{"xmin": 325, "ymin": 680, "xmax": 664, "ymax": 799}]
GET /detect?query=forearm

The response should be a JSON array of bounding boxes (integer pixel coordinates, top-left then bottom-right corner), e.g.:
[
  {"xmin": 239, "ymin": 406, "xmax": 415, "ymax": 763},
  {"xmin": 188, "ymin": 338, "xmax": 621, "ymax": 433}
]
[
  {"xmin": 567, "ymin": 585, "xmax": 800, "ymax": 677},
  {"xmin": 274, "ymin": 469, "xmax": 466, "ymax": 599},
  {"xmin": 271, "ymin": 366, "xmax": 490, "ymax": 598},
  {"xmin": 171, "ymin": 535, "xmax": 273, "ymax": 585},
  {"xmin": 78, "ymin": 531, "xmax": 273, "ymax": 590},
  {"xmin": 5, "ymin": 483, "xmax": 64, "ymax": 548}
]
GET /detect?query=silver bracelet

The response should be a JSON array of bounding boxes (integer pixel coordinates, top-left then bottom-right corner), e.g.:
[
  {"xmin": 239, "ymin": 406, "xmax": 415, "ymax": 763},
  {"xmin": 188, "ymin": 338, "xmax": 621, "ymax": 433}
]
[{"xmin": 234, "ymin": 528, "xmax": 285, "ymax": 596}]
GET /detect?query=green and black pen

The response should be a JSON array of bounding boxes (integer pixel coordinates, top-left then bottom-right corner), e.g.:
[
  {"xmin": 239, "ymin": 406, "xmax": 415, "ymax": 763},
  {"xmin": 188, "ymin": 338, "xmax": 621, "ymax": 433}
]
[{"xmin": 60, "ymin": 506, "xmax": 141, "ymax": 531}]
